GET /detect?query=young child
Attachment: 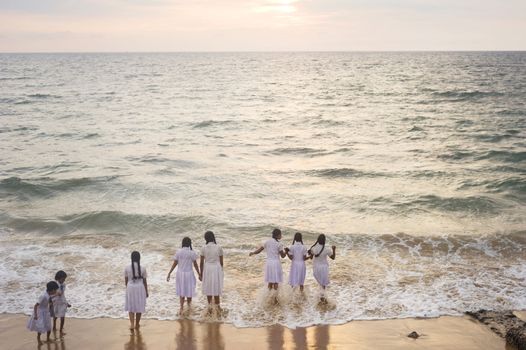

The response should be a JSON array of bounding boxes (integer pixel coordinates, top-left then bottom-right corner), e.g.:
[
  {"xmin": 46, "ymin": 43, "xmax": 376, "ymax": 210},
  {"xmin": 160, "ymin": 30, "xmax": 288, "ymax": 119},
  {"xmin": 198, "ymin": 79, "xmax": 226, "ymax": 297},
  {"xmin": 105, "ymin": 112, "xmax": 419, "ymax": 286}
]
[
  {"xmin": 199, "ymin": 231, "xmax": 224, "ymax": 309},
  {"xmin": 249, "ymin": 228, "xmax": 287, "ymax": 291},
  {"xmin": 125, "ymin": 251, "xmax": 149, "ymax": 330},
  {"xmin": 167, "ymin": 237, "xmax": 200, "ymax": 315},
  {"xmin": 308, "ymin": 234, "xmax": 336, "ymax": 301},
  {"xmin": 27, "ymin": 281, "xmax": 59, "ymax": 344},
  {"xmin": 52, "ymin": 270, "xmax": 71, "ymax": 335},
  {"xmin": 286, "ymin": 232, "xmax": 308, "ymax": 292}
]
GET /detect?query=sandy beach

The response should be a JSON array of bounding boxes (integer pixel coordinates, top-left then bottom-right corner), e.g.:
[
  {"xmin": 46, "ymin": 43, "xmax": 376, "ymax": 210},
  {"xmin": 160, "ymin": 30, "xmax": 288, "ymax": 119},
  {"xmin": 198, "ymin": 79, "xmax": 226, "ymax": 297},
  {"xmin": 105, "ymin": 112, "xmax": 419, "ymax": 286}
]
[{"xmin": 0, "ymin": 313, "xmax": 514, "ymax": 350}]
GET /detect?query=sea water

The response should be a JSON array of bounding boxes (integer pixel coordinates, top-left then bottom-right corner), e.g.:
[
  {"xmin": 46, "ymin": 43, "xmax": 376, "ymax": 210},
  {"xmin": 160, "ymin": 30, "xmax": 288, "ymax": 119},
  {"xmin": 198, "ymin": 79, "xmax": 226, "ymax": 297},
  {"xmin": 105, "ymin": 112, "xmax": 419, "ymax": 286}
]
[{"xmin": 0, "ymin": 52, "xmax": 524, "ymax": 327}]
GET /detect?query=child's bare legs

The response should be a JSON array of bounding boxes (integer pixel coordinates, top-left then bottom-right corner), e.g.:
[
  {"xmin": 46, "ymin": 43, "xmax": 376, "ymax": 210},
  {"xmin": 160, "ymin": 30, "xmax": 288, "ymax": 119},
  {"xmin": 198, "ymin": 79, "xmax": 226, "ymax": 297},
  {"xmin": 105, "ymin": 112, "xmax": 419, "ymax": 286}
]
[
  {"xmin": 179, "ymin": 297, "xmax": 185, "ymax": 315},
  {"xmin": 46, "ymin": 331, "xmax": 51, "ymax": 342},
  {"xmin": 300, "ymin": 285, "xmax": 304, "ymax": 292},
  {"xmin": 37, "ymin": 332, "xmax": 42, "ymax": 345},
  {"xmin": 214, "ymin": 296, "xmax": 221, "ymax": 309},
  {"xmin": 206, "ymin": 296, "xmax": 213, "ymax": 305},
  {"xmin": 320, "ymin": 285, "xmax": 327, "ymax": 302},
  {"xmin": 128, "ymin": 312, "xmax": 135, "ymax": 330},
  {"xmin": 59, "ymin": 317, "xmax": 66, "ymax": 335},
  {"xmin": 135, "ymin": 313, "xmax": 142, "ymax": 329},
  {"xmin": 53, "ymin": 317, "xmax": 57, "ymax": 331}
]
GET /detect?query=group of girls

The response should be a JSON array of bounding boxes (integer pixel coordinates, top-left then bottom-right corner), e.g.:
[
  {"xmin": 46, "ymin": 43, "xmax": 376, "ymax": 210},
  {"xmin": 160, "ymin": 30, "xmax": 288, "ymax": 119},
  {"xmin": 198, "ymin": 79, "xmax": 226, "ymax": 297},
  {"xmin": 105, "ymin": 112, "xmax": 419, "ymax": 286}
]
[
  {"xmin": 28, "ymin": 228, "xmax": 336, "ymax": 341},
  {"xmin": 249, "ymin": 229, "xmax": 336, "ymax": 297},
  {"xmin": 27, "ymin": 271, "xmax": 71, "ymax": 344},
  {"xmin": 126, "ymin": 229, "xmax": 335, "ymax": 329}
]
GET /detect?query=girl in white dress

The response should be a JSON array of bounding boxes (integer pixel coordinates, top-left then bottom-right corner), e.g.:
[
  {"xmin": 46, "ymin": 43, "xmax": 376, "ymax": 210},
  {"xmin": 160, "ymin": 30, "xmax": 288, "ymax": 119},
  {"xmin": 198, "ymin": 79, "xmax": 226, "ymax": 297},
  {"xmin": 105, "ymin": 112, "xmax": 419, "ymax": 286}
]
[
  {"xmin": 125, "ymin": 251, "xmax": 149, "ymax": 330},
  {"xmin": 199, "ymin": 231, "xmax": 224, "ymax": 308},
  {"xmin": 286, "ymin": 232, "xmax": 308, "ymax": 291},
  {"xmin": 249, "ymin": 228, "xmax": 287, "ymax": 290},
  {"xmin": 52, "ymin": 270, "xmax": 71, "ymax": 335},
  {"xmin": 308, "ymin": 234, "xmax": 336, "ymax": 300},
  {"xmin": 167, "ymin": 237, "xmax": 200, "ymax": 315},
  {"xmin": 27, "ymin": 281, "xmax": 59, "ymax": 344}
]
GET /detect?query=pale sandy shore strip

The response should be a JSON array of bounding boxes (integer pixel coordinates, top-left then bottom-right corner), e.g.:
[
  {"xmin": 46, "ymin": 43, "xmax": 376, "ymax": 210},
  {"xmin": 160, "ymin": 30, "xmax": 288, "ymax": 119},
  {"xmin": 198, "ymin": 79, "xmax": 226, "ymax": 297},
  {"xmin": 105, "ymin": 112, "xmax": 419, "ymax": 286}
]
[{"xmin": 0, "ymin": 313, "xmax": 512, "ymax": 350}]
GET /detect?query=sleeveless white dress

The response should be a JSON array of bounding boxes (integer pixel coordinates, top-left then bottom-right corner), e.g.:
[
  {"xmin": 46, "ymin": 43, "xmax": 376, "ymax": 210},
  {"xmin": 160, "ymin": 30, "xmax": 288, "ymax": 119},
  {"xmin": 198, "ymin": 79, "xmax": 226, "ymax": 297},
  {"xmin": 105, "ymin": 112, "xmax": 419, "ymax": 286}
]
[
  {"xmin": 175, "ymin": 247, "xmax": 198, "ymax": 297},
  {"xmin": 124, "ymin": 263, "xmax": 147, "ymax": 313},
  {"xmin": 311, "ymin": 244, "xmax": 332, "ymax": 287},
  {"xmin": 201, "ymin": 242, "xmax": 224, "ymax": 296},
  {"xmin": 288, "ymin": 242, "xmax": 307, "ymax": 287},
  {"xmin": 263, "ymin": 239, "xmax": 284, "ymax": 283}
]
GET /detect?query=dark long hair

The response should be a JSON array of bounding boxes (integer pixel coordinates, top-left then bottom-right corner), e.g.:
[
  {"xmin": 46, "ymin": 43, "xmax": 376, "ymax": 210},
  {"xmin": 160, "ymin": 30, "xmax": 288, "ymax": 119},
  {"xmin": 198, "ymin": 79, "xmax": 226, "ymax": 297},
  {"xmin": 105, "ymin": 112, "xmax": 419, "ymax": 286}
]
[
  {"xmin": 182, "ymin": 237, "xmax": 193, "ymax": 250},
  {"xmin": 292, "ymin": 232, "xmax": 303, "ymax": 245},
  {"xmin": 204, "ymin": 231, "xmax": 216, "ymax": 244},
  {"xmin": 309, "ymin": 234, "xmax": 326, "ymax": 257},
  {"xmin": 272, "ymin": 228, "xmax": 282, "ymax": 241},
  {"xmin": 131, "ymin": 251, "xmax": 142, "ymax": 280}
]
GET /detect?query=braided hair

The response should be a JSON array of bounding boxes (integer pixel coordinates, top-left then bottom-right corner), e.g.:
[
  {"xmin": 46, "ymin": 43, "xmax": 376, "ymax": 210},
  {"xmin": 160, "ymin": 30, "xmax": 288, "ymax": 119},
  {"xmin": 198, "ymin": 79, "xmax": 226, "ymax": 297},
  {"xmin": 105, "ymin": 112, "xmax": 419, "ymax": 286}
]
[
  {"xmin": 182, "ymin": 237, "xmax": 193, "ymax": 250},
  {"xmin": 204, "ymin": 231, "xmax": 216, "ymax": 244},
  {"xmin": 309, "ymin": 234, "xmax": 326, "ymax": 257},
  {"xmin": 291, "ymin": 232, "xmax": 303, "ymax": 245},
  {"xmin": 131, "ymin": 251, "xmax": 142, "ymax": 280}
]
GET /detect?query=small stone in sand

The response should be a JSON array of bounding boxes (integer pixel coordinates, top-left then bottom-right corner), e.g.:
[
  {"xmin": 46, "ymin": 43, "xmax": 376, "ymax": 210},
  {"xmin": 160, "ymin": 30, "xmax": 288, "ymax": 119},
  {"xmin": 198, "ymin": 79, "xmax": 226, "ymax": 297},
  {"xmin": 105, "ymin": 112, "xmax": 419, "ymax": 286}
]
[{"xmin": 407, "ymin": 331, "xmax": 420, "ymax": 339}]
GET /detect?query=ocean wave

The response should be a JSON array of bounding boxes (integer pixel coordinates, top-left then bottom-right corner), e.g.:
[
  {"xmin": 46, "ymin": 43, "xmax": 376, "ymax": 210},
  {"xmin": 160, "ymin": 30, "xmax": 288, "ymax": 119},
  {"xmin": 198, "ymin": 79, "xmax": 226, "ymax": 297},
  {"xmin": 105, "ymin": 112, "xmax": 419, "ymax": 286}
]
[
  {"xmin": 431, "ymin": 90, "xmax": 505, "ymax": 102},
  {"xmin": 0, "ymin": 176, "xmax": 118, "ymax": 201},
  {"xmin": 376, "ymin": 195, "xmax": 505, "ymax": 215},
  {"xmin": 192, "ymin": 120, "xmax": 237, "ymax": 129},
  {"xmin": 269, "ymin": 147, "xmax": 329, "ymax": 157},
  {"xmin": 477, "ymin": 150, "xmax": 526, "ymax": 163},
  {"xmin": 307, "ymin": 168, "xmax": 385, "ymax": 178},
  {"xmin": 0, "ymin": 211, "xmax": 220, "ymax": 235}
]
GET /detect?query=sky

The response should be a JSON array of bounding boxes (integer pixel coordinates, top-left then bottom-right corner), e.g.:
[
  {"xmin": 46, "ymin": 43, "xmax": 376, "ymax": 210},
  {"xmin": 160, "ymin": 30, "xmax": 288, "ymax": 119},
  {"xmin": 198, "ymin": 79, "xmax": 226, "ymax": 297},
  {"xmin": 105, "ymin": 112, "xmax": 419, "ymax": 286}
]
[{"xmin": 0, "ymin": 0, "xmax": 525, "ymax": 52}]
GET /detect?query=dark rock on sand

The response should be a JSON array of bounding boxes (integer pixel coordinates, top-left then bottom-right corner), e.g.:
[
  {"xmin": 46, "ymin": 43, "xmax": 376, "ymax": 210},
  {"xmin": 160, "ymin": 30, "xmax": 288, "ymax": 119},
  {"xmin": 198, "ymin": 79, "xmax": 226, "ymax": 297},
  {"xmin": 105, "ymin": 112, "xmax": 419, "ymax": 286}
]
[
  {"xmin": 466, "ymin": 310, "xmax": 526, "ymax": 350},
  {"xmin": 407, "ymin": 331, "xmax": 420, "ymax": 339}
]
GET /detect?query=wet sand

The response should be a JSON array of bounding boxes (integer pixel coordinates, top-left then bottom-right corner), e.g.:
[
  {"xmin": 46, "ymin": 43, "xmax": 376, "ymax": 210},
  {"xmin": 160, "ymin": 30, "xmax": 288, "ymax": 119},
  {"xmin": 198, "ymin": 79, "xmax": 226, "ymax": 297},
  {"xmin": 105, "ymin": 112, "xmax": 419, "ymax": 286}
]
[{"xmin": 0, "ymin": 313, "xmax": 510, "ymax": 350}]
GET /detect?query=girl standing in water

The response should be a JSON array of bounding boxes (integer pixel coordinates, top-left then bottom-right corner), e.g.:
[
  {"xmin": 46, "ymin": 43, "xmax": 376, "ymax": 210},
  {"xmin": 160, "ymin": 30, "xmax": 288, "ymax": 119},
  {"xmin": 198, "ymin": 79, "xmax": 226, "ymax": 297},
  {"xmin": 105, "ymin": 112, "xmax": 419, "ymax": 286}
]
[
  {"xmin": 286, "ymin": 232, "xmax": 308, "ymax": 292},
  {"xmin": 52, "ymin": 270, "xmax": 71, "ymax": 335},
  {"xmin": 27, "ymin": 281, "xmax": 59, "ymax": 344},
  {"xmin": 308, "ymin": 234, "xmax": 336, "ymax": 301},
  {"xmin": 249, "ymin": 228, "xmax": 287, "ymax": 291},
  {"xmin": 199, "ymin": 231, "xmax": 224, "ymax": 309},
  {"xmin": 167, "ymin": 237, "xmax": 200, "ymax": 315},
  {"xmin": 125, "ymin": 251, "xmax": 149, "ymax": 330}
]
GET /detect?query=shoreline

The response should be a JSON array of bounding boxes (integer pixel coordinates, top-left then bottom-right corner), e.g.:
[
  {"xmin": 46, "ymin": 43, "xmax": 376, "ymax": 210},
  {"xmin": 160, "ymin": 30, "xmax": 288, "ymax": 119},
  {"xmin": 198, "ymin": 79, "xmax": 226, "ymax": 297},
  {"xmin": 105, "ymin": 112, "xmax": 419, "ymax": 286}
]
[{"xmin": 0, "ymin": 313, "xmax": 514, "ymax": 350}]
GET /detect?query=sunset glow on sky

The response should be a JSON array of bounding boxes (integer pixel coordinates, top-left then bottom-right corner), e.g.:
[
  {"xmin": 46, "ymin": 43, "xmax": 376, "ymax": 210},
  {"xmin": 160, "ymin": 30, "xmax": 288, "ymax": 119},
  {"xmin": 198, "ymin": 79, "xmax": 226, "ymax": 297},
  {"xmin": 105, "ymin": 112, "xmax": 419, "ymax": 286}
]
[{"xmin": 0, "ymin": 0, "xmax": 525, "ymax": 52}]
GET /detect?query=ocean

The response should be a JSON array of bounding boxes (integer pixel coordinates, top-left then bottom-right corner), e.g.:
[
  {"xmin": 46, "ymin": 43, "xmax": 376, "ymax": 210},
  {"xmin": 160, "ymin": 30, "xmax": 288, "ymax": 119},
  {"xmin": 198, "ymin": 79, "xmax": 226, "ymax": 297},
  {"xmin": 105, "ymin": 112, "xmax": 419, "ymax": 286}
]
[{"xmin": 0, "ymin": 52, "xmax": 525, "ymax": 328}]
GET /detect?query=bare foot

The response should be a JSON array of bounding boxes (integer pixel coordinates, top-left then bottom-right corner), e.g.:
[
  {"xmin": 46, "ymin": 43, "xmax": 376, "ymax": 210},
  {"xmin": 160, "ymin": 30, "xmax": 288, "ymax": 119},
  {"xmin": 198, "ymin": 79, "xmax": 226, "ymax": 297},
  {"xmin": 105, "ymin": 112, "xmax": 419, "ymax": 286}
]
[{"xmin": 60, "ymin": 330, "xmax": 67, "ymax": 336}]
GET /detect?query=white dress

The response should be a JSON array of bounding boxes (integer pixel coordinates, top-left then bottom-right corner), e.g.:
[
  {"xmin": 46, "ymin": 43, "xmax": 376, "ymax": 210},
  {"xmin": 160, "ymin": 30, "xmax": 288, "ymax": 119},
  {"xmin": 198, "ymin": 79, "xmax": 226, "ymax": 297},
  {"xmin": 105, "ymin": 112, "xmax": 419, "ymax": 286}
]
[
  {"xmin": 201, "ymin": 243, "xmax": 224, "ymax": 296},
  {"xmin": 175, "ymin": 247, "xmax": 198, "ymax": 297},
  {"xmin": 52, "ymin": 281, "xmax": 68, "ymax": 318},
  {"xmin": 311, "ymin": 244, "xmax": 332, "ymax": 287},
  {"xmin": 288, "ymin": 242, "xmax": 307, "ymax": 287},
  {"xmin": 263, "ymin": 239, "xmax": 284, "ymax": 283},
  {"xmin": 27, "ymin": 292, "xmax": 52, "ymax": 333},
  {"xmin": 124, "ymin": 263, "xmax": 147, "ymax": 313}
]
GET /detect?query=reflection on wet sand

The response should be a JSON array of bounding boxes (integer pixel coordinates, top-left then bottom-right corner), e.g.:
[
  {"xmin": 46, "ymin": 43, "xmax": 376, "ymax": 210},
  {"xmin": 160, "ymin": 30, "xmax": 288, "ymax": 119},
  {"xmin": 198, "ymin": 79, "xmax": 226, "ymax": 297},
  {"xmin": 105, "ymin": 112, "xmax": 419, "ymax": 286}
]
[
  {"xmin": 124, "ymin": 330, "xmax": 146, "ymax": 350},
  {"xmin": 267, "ymin": 325, "xmax": 284, "ymax": 350},
  {"xmin": 203, "ymin": 322, "xmax": 225, "ymax": 350},
  {"xmin": 176, "ymin": 319, "xmax": 196, "ymax": 350},
  {"xmin": 315, "ymin": 325, "xmax": 330, "ymax": 350},
  {"xmin": 291, "ymin": 327, "xmax": 307, "ymax": 350}
]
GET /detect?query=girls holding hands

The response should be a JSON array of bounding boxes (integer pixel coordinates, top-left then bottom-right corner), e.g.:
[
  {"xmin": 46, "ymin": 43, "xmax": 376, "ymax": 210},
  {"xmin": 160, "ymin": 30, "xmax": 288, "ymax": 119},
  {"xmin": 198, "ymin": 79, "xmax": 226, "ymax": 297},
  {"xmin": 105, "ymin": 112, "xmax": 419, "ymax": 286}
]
[
  {"xmin": 249, "ymin": 228, "xmax": 287, "ymax": 291},
  {"xmin": 199, "ymin": 231, "xmax": 224, "ymax": 309},
  {"xmin": 167, "ymin": 237, "xmax": 200, "ymax": 315},
  {"xmin": 286, "ymin": 232, "xmax": 308, "ymax": 292},
  {"xmin": 308, "ymin": 234, "xmax": 336, "ymax": 301}
]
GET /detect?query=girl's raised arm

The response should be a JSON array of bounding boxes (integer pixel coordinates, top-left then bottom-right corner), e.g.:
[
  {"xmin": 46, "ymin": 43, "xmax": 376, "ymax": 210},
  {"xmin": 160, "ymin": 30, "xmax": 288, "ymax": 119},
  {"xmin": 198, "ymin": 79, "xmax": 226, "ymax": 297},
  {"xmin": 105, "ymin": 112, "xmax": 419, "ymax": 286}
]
[
  {"xmin": 166, "ymin": 260, "xmax": 178, "ymax": 282},
  {"xmin": 249, "ymin": 246, "xmax": 264, "ymax": 256}
]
